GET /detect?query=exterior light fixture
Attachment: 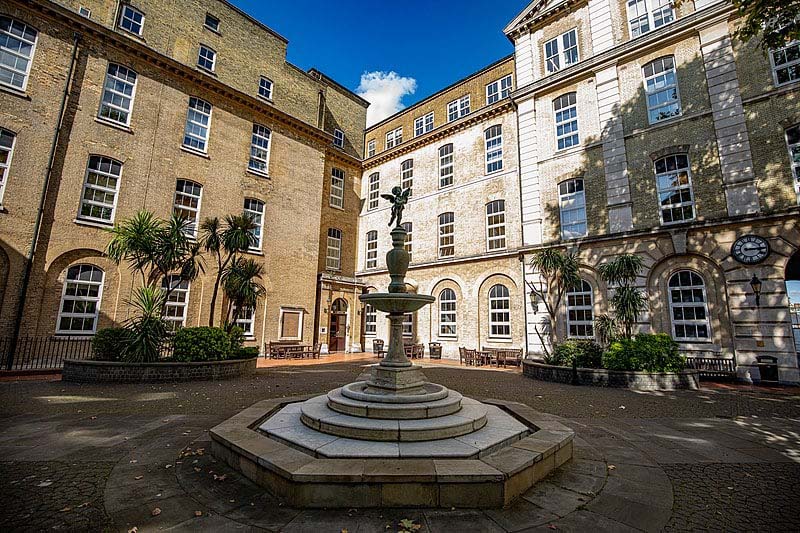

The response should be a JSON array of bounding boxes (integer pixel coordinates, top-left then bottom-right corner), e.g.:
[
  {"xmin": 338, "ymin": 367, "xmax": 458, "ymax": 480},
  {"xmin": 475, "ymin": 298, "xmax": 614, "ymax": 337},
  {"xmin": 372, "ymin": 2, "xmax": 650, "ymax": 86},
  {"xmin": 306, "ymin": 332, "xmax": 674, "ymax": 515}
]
[
  {"xmin": 749, "ymin": 274, "xmax": 762, "ymax": 307},
  {"xmin": 528, "ymin": 291, "xmax": 538, "ymax": 313}
]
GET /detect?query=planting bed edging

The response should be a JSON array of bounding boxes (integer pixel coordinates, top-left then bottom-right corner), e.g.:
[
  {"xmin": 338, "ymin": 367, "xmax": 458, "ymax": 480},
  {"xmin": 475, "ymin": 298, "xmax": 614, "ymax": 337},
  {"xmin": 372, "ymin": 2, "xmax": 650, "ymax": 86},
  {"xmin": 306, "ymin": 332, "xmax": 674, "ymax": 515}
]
[
  {"xmin": 523, "ymin": 360, "xmax": 700, "ymax": 390},
  {"xmin": 62, "ymin": 357, "xmax": 257, "ymax": 383}
]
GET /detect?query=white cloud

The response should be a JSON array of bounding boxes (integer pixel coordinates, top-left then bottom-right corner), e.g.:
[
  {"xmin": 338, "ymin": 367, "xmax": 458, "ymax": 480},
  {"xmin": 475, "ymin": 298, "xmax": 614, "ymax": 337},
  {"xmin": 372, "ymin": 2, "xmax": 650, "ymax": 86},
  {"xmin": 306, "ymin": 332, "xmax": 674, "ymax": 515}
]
[{"xmin": 356, "ymin": 71, "xmax": 417, "ymax": 127}]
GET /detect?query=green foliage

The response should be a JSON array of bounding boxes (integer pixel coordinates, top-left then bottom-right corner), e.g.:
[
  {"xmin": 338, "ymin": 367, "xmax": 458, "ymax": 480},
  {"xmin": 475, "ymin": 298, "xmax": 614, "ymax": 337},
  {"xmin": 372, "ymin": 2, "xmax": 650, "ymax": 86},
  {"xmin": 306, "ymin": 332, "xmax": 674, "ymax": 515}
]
[
  {"xmin": 594, "ymin": 314, "xmax": 619, "ymax": 348},
  {"xmin": 231, "ymin": 346, "xmax": 260, "ymax": 360},
  {"xmin": 223, "ymin": 258, "xmax": 266, "ymax": 323},
  {"xmin": 527, "ymin": 249, "xmax": 581, "ymax": 357},
  {"xmin": 92, "ymin": 327, "xmax": 131, "ymax": 361},
  {"xmin": 173, "ymin": 327, "xmax": 233, "ymax": 362},
  {"xmin": 598, "ymin": 254, "xmax": 647, "ymax": 339},
  {"xmin": 602, "ymin": 334, "xmax": 686, "ymax": 372},
  {"xmin": 554, "ymin": 340, "xmax": 604, "ymax": 369},
  {"xmin": 732, "ymin": 0, "xmax": 800, "ymax": 51},
  {"xmin": 122, "ymin": 285, "xmax": 168, "ymax": 363},
  {"xmin": 542, "ymin": 348, "xmax": 572, "ymax": 366}
]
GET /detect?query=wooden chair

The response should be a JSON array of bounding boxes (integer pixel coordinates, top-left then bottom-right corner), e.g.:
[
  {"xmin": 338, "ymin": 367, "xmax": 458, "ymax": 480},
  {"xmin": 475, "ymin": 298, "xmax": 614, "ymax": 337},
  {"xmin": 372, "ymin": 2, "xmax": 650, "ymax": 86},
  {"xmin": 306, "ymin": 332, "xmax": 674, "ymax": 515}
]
[
  {"xmin": 412, "ymin": 343, "xmax": 424, "ymax": 359},
  {"xmin": 301, "ymin": 343, "xmax": 321, "ymax": 359},
  {"xmin": 463, "ymin": 349, "xmax": 478, "ymax": 366},
  {"xmin": 459, "ymin": 347, "xmax": 466, "ymax": 365},
  {"xmin": 372, "ymin": 339, "xmax": 386, "ymax": 358},
  {"xmin": 429, "ymin": 342, "xmax": 442, "ymax": 359}
]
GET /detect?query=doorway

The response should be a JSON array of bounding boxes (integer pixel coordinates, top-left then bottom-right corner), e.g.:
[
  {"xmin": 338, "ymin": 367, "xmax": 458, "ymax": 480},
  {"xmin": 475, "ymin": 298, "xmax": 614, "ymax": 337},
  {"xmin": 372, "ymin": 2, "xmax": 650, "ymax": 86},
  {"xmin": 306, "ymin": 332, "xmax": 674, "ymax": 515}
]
[
  {"xmin": 786, "ymin": 252, "xmax": 800, "ymax": 356},
  {"xmin": 329, "ymin": 298, "xmax": 348, "ymax": 352}
]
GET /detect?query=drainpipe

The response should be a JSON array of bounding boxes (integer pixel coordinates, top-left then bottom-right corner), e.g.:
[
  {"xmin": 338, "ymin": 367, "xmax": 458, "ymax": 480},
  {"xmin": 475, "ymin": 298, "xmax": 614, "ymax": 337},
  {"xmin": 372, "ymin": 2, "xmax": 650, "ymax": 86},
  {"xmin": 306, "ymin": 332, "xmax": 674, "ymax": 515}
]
[{"xmin": 6, "ymin": 33, "xmax": 81, "ymax": 369}]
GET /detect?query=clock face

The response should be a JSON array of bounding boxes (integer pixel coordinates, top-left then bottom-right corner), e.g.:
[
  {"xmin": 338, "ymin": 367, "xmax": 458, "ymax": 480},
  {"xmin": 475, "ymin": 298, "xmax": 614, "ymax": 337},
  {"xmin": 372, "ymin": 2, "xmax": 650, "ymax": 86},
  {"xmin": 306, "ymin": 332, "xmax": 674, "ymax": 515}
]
[{"xmin": 731, "ymin": 235, "xmax": 770, "ymax": 265}]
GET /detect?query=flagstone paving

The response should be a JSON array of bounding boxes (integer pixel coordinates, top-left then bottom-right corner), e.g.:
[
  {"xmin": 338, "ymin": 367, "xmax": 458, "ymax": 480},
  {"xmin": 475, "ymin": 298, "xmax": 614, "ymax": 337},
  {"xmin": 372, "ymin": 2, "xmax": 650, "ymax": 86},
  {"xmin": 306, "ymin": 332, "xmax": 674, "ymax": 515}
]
[{"xmin": 1, "ymin": 359, "xmax": 799, "ymax": 531}]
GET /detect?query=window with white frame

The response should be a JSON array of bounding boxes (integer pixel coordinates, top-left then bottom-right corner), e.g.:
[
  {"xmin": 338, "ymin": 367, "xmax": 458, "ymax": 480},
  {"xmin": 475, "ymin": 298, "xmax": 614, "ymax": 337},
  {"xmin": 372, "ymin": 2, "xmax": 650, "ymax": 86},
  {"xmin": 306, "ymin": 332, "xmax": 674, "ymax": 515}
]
[
  {"xmin": 558, "ymin": 178, "xmax": 587, "ymax": 239},
  {"xmin": 248, "ymin": 124, "xmax": 271, "ymax": 175},
  {"xmin": 402, "ymin": 313, "xmax": 414, "ymax": 338},
  {"xmin": 367, "ymin": 139, "xmax": 375, "ymax": 157},
  {"xmin": 554, "ymin": 92, "xmax": 579, "ymax": 150},
  {"xmin": 233, "ymin": 305, "xmax": 255, "ymax": 336},
  {"xmin": 401, "ymin": 159, "xmax": 413, "ymax": 195},
  {"xmin": 333, "ymin": 128, "xmax": 344, "ymax": 148},
  {"xmin": 626, "ymin": 0, "xmax": 674, "ymax": 39},
  {"xmin": 544, "ymin": 29, "xmax": 579, "ymax": 74},
  {"xmin": 439, "ymin": 288, "xmax": 456, "ymax": 336},
  {"xmin": 197, "ymin": 44, "xmax": 216, "ymax": 72},
  {"xmin": 0, "ymin": 128, "xmax": 16, "ymax": 205},
  {"xmin": 447, "ymin": 95, "xmax": 470, "ymax": 122},
  {"xmin": 326, "ymin": 228, "xmax": 342, "ymax": 271},
  {"xmin": 486, "ymin": 200, "xmax": 506, "ymax": 251},
  {"xmin": 204, "ymin": 13, "xmax": 220, "ymax": 32},
  {"xmin": 566, "ymin": 280, "xmax": 594, "ymax": 338},
  {"xmin": 771, "ymin": 42, "xmax": 800, "ymax": 86},
  {"xmin": 414, "ymin": 112, "xmax": 434, "ymax": 136},
  {"xmin": 243, "ymin": 198, "xmax": 264, "ymax": 251},
  {"xmin": 386, "ymin": 127, "xmax": 402, "ymax": 148},
  {"xmin": 365, "ymin": 230, "xmax": 378, "ymax": 269},
  {"xmin": 438, "ymin": 212, "xmax": 454, "ymax": 257},
  {"xmin": 669, "ymin": 270, "xmax": 711, "ymax": 341},
  {"xmin": 364, "ymin": 304, "xmax": 377, "ymax": 336},
  {"xmin": 98, "ymin": 63, "xmax": 137, "ymax": 126},
  {"xmin": 279, "ymin": 308, "xmax": 303, "ymax": 340},
  {"xmin": 79, "ymin": 6, "xmax": 92, "ymax": 18},
  {"xmin": 183, "ymin": 97, "xmax": 212, "ymax": 153},
  {"xmin": 330, "ymin": 167, "xmax": 345, "ymax": 208},
  {"xmin": 173, "ymin": 180, "xmax": 203, "ymax": 237},
  {"xmin": 118, "ymin": 4, "xmax": 144, "ymax": 35},
  {"xmin": 79, "ymin": 155, "xmax": 122, "ymax": 223},
  {"xmin": 57, "ymin": 264, "xmax": 104, "ymax": 334},
  {"xmin": 401, "ymin": 221, "xmax": 412, "ymax": 261},
  {"xmin": 0, "ymin": 16, "xmax": 38, "ymax": 91},
  {"xmin": 258, "ymin": 76, "xmax": 273, "ymax": 100},
  {"xmin": 785, "ymin": 125, "xmax": 800, "ymax": 203},
  {"xmin": 486, "ymin": 74, "xmax": 513, "ymax": 104},
  {"xmin": 162, "ymin": 275, "xmax": 189, "ymax": 330},
  {"xmin": 439, "ymin": 144, "xmax": 454, "ymax": 188},
  {"xmin": 654, "ymin": 153, "xmax": 695, "ymax": 224},
  {"xmin": 485, "ymin": 125, "xmax": 503, "ymax": 173},
  {"xmin": 643, "ymin": 56, "xmax": 681, "ymax": 123},
  {"xmin": 368, "ymin": 172, "xmax": 380, "ymax": 210},
  {"xmin": 489, "ymin": 284, "xmax": 511, "ymax": 338}
]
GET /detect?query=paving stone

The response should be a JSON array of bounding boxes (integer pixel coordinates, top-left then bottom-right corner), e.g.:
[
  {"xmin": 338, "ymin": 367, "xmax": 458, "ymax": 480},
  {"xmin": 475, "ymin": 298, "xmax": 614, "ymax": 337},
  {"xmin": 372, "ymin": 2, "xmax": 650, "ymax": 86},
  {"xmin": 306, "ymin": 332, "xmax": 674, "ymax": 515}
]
[
  {"xmin": 522, "ymin": 509, "xmax": 640, "ymax": 532},
  {"xmin": 267, "ymin": 423, "xmax": 340, "ymax": 451},
  {"xmin": 292, "ymin": 459, "xmax": 366, "ymax": 482},
  {"xmin": 563, "ymin": 459, "xmax": 607, "ymax": 477},
  {"xmin": 316, "ymin": 437, "xmax": 400, "ymax": 458},
  {"xmin": 586, "ymin": 492, "xmax": 673, "ymax": 532},
  {"xmin": 547, "ymin": 469, "xmax": 606, "ymax": 496},
  {"xmin": 484, "ymin": 498, "xmax": 559, "ymax": 531},
  {"xmin": 433, "ymin": 459, "xmax": 504, "ymax": 481},
  {"xmin": 363, "ymin": 458, "xmax": 436, "ymax": 482},
  {"xmin": 424, "ymin": 509, "xmax": 506, "ymax": 532},
  {"xmin": 399, "ymin": 438, "xmax": 480, "ymax": 458},
  {"xmin": 521, "ymin": 480, "xmax": 592, "ymax": 517}
]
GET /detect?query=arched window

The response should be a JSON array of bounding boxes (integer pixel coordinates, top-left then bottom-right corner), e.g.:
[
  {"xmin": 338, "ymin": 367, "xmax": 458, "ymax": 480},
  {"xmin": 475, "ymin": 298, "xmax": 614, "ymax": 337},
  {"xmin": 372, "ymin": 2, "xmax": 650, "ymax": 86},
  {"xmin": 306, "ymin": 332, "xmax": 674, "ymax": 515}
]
[
  {"xmin": 486, "ymin": 200, "xmax": 506, "ymax": 250},
  {"xmin": 438, "ymin": 212, "xmax": 454, "ymax": 257},
  {"xmin": 163, "ymin": 275, "xmax": 190, "ymax": 330},
  {"xmin": 364, "ymin": 303, "xmax": 377, "ymax": 336},
  {"xmin": 554, "ymin": 92, "xmax": 578, "ymax": 150},
  {"xmin": 368, "ymin": 172, "xmax": 380, "ymax": 210},
  {"xmin": 784, "ymin": 125, "xmax": 800, "ymax": 204},
  {"xmin": 248, "ymin": 124, "xmax": 271, "ymax": 176},
  {"xmin": 0, "ymin": 16, "xmax": 38, "ymax": 91},
  {"xmin": 57, "ymin": 265, "xmax": 104, "ymax": 334},
  {"xmin": 183, "ymin": 97, "xmax": 212, "ymax": 153},
  {"xmin": 485, "ymin": 125, "xmax": 503, "ymax": 173},
  {"xmin": 79, "ymin": 155, "xmax": 123, "ymax": 223},
  {"xmin": 365, "ymin": 230, "xmax": 378, "ymax": 269},
  {"xmin": 439, "ymin": 288, "xmax": 456, "ymax": 337},
  {"xmin": 99, "ymin": 63, "xmax": 138, "ymax": 126},
  {"xmin": 243, "ymin": 198, "xmax": 265, "ymax": 251},
  {"xmin": 668, "ymin": 270, "xmax": 710, "ymax": 340},
  {"xmin": 642, "ymin": 56, "xmax": 681, "ymax": 124},
  {"xmin": 326, "ymin": 228, "xmax": 342, "ymax": 271},
  {"xmin": 401, "ymin": 159, "xmax": 413, "ymax": 194},
  {"xmin": 566, "ymin": 280, "xmax": 594, "ymax": 339},
  {"xmin": 173, "ymin": 180, "xmax": 203, "ymax": 238},
  {"xmin": 438, "ymin": 144, "xmax": 454, "ymax": 187},
  {"xmin": 489, "ymin": 284, "xmax": 511, "ymax": 338}
]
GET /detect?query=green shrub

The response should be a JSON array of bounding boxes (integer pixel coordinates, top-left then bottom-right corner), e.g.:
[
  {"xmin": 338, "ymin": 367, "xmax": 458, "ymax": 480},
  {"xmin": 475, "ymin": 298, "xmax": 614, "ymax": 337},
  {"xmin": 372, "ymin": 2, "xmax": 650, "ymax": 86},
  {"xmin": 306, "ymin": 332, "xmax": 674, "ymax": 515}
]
[
  {"xmin": 543, "ymin": 346, "xmax": 572, "ymax": 366},
  {"xmin": 173, "ymin": 327, "xmax": 232, "ymax": 362},
  {"xmin": 602, "ymin": 333, "xmax": 685, "ymax": 372},
  {"xmin": 92, "ymin": 328, "xmax": 131, "ymax": 361},
  {"xmin": 232, "ymin": 346, "xmax": 259, "ymax": 360},
  {"xmin": 551, "ymin": 340, "xmax": 603, "ymax": 368}
]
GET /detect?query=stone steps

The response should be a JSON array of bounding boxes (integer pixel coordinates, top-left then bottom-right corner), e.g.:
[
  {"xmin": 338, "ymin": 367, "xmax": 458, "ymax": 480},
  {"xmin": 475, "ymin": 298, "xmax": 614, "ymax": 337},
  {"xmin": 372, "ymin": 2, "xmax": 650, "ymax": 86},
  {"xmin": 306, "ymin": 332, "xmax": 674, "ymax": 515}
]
[{"xmin": 327, "ymin": 387, "xmax": 464, "ymax": 419}]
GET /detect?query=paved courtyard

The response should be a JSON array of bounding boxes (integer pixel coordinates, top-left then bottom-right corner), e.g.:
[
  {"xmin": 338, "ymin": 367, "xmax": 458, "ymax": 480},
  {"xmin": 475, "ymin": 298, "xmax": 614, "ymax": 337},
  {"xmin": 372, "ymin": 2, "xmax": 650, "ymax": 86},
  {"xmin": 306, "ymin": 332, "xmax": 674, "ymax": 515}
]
[{"xmin": 1, "ymin": 357, "xmax": 799, "ymax": 532}]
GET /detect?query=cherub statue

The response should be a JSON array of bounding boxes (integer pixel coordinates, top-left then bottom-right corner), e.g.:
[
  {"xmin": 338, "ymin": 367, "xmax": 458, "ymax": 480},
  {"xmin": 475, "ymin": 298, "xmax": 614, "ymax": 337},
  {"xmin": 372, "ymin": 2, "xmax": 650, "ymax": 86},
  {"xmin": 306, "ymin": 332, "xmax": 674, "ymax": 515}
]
[{"xmin": 381, "ymin": 186, "xmax": 411, "ymax": 227}]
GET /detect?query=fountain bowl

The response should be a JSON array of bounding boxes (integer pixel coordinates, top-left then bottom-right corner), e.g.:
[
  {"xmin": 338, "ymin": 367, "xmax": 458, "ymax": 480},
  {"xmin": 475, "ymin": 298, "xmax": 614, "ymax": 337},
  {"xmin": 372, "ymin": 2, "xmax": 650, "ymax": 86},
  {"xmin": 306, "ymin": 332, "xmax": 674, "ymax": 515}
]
[{"xmin": 359, "ymin": 292, "xmax": 435, "ymax": 314}]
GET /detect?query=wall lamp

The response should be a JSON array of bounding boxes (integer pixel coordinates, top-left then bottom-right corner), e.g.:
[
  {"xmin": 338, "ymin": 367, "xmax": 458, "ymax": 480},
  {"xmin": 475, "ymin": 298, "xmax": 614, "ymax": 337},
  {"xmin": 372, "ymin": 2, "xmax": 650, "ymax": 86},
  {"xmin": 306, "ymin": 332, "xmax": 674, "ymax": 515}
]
[
  {"xmin": 528, "ymin": 291, "xmax": 538, "ymax": 314},
  {"xmin": 749, "ymin": 274, "xmax": 762, "ymax": 307}
]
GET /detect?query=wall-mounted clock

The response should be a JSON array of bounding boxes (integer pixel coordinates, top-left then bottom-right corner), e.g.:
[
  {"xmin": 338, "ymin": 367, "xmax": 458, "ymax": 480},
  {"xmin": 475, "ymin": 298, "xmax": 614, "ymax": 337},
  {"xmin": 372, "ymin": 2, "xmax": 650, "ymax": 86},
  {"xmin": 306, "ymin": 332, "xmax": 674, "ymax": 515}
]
[{"xmin": 731, "ymin": 235, "xmax": 770, "ymax": 265}]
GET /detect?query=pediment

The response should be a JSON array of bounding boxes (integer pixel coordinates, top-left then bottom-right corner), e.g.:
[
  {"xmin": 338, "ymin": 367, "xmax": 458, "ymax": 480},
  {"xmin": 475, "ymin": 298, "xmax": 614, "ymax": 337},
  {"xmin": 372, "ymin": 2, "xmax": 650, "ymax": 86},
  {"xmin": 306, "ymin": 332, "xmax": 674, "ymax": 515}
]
[{"xmin": 503, "ymin": 0, "xmax": 571, "ymax": 35}]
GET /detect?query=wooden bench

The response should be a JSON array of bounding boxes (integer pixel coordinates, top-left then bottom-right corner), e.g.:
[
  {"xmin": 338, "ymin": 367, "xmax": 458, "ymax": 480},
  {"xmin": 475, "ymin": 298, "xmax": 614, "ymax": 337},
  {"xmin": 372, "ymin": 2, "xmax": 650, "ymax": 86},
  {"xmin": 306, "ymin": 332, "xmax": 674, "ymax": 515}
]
[
  {"xmin": 496, "ymin": 348, "xmax": 523, "ymax": 368},
  {"xmin": 265, "ymin": 341, "xmax": 301, "ymax": 359},
  {"xmin": 685, "ymin": 357, "xmax": 737, "ymax": 380}
]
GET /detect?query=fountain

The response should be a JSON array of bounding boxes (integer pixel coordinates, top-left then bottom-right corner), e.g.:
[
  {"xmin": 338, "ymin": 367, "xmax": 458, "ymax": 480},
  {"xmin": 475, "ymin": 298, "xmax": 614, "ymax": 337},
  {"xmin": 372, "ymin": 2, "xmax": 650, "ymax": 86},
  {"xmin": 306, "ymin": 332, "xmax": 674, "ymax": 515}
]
[{"xmin": 210, "ymin": 188, "xmax": 574, "ymax": 508}]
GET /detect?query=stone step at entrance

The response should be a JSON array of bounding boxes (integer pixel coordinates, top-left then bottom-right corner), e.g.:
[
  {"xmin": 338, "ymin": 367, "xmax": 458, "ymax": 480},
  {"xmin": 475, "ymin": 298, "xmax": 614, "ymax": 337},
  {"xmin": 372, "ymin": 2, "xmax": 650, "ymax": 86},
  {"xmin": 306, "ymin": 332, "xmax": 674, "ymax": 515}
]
[{"xmin": 326, "ymin": 387, "xmax": 465, "ymax": 419}]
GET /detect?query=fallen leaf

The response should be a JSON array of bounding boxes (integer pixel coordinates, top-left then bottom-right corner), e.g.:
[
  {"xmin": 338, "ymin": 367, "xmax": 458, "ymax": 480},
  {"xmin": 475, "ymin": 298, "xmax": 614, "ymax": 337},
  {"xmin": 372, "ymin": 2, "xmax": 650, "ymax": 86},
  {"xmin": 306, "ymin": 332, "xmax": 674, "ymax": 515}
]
[
  {"xmin": 76, "ymin": 502, "xmax": 91, "ymax": 508},
  {"xmin": 90, "ymin": 416, "xmax": 97, "ymax": 420},
  {"xmin": 165, "ymin": 464, "xmax": 173, "ymax": 469},
  {"xmin": 134, "ymin": 476, "xmax": 144, "ymax": 480},
  {"xmin": 127, "ymin": 528, "xmax": 138, "ymax": 533},
  {"xmin": 151, "ymin": 507, "xmax": 162, "ymax": 516},
  {"xmin": 608, "ymin": 465, "xmax": 616, "ymax": 470},
  {"xmin": 193, "ymin": 467, "xmax": 201, "ymax": 473},
  {"xmin": 195, "ymin": 511, "xmax": 203, "ymax": 517},
  {"xmin": 59, "ymin": 506, "xmax": 72, "ymax": 512},
  {"xmin": 619, "ymin": 405, "xmax": 626, "ymax": 410},
  {"xmin": 548, "ymin": 525, "xmax": 558, "ymax": 530}
]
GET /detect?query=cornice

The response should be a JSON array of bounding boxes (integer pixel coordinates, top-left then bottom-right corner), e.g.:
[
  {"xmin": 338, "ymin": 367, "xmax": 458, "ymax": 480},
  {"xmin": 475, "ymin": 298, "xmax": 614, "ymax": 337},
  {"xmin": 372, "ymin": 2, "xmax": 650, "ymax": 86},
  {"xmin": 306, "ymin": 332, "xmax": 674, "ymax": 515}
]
[
  {"xmin": 325, "ymin": 146, "xmax": 363, "ymax": 168},
  {"xmin": 362, "ymin": 101, "xmax": 515, "ymax": 170},
  {"xmin": 25, "ymin": 0, "xmax": 336, "ymax": 147},
  {"xmin": 356, "ymin": 247, "xmax": 524, "ymax": 278},
  {"xmin": 511, "ymin": 3, "xmax": 735, "ymax": 101},
  {"xmin": 505, "ymin": 0, "xmax": 587, "ymax": 41}
]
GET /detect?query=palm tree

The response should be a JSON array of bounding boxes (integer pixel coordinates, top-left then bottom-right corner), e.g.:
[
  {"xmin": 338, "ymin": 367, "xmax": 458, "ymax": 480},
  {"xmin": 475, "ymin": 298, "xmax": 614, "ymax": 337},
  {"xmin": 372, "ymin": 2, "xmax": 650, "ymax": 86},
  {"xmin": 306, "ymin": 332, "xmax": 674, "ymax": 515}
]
[
  {"xmin": 527, "ymin": 249, "xmax": 581, "ymax": 357},
  {"xmin": 201, "ymin": 214, "xmax": 258, "ymax": 326},
  {"xmin": 222, "ymin": 257, "xmax": 266, "ymax": 327},
  {"xmin": 598, "ymin": 254, "xmax": 647, "ymax": 339},
  {"xmin": 122, "ymin": 285, "xmax": 168, "ymax": 362}
]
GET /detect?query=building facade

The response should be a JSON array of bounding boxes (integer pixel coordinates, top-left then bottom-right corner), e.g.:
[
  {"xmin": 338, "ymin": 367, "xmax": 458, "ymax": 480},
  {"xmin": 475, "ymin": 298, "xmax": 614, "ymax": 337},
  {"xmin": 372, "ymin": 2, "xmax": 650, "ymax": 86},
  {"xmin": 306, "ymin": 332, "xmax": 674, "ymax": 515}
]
[
  {"xmin": 357, "ymin": 57, "xmax": 527, "ymax": 359},
  {"xmin": 506, "ymin": 0, "xmax": 800, "ymax": 382},
  {"xmin": 0, "ymin": 0, "xmax": 367, "ymax": 352}
]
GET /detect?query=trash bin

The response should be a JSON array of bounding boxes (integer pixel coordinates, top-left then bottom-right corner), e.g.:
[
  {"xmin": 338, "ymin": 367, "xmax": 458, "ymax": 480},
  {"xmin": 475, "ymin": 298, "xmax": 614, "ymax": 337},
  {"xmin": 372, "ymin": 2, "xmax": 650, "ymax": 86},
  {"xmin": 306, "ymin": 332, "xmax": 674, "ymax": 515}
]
[
  {"xmin": 756, "ymin": 355, "xmax": 779, "ymax": 383},
  {"xmin": 429, "ymin": 342, "xmax": 442, "ymax": 359}
]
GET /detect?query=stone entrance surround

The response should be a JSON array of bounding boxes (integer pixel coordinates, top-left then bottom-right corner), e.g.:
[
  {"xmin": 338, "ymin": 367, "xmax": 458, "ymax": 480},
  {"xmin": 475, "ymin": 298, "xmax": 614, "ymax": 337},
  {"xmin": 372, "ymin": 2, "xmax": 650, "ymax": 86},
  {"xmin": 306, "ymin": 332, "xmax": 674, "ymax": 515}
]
[{"xmin": 210, "ymin": 394, "xmax": 574, "ymax": 508}]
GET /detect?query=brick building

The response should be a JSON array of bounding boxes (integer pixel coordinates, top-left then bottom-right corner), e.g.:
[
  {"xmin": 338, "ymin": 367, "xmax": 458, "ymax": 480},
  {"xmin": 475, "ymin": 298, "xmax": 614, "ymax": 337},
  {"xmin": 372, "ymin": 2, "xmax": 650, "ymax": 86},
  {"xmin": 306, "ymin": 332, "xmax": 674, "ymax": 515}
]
[
  {"xmin": 507, "ymin": 0, "xmax": 800, "ymax": 382},
  {"xmin": 0, "ymin": 0, "xmax": 367, "ymax": 352}
]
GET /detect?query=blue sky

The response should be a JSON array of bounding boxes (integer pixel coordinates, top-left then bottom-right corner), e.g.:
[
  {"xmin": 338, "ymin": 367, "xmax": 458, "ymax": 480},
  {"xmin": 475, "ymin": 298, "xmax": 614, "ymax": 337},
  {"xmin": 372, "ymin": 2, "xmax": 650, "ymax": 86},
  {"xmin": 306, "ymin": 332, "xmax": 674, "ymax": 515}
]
[{"xmin": 230, "ymin": 0, "xmax": 531, "ymax": 124}]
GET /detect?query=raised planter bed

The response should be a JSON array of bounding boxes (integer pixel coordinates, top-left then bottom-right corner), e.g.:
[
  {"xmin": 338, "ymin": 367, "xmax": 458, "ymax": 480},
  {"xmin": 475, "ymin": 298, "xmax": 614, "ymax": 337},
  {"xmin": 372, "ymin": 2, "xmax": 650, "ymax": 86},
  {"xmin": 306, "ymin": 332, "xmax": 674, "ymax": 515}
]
[
  {"xmin": 522, "ymin": 360, "xmax": 699, "ymax": 390},
  {"xmin": 62, "ymin": 357, "xmax": 257, "ymax": 383}
]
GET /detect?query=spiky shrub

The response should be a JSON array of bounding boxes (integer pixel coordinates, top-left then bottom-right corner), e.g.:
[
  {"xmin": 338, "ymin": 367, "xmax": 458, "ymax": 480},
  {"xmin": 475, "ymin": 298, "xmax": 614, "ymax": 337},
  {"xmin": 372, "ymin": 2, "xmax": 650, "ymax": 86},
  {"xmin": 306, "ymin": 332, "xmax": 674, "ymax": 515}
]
[
  {"xmin": 92, "ymin": 327, "xmax": 132, "ymax": 361},
  {"xmin": 594, "ymin": 314, "xmax": 620, "ymax": 348},
  {"xmin": 598, "ymin": 254, "xmax": 647, "ymax": 339},
  {"xmin": 222, "ymin": 257, "xmax": 266, "ymax": 325},
  {"xmin": 527, "ymin": 249, "xmax": 581, "ymax": 357},
  {"xmin": 122, "ymin": 285, "xmax": 168, "ymax": 363}
]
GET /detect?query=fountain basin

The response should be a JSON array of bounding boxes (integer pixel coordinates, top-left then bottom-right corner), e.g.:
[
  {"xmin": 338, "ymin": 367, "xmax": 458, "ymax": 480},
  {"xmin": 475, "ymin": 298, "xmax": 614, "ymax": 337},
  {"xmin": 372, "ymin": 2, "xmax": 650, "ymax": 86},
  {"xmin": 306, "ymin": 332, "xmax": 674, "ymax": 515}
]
[{"xmin": 359, "ymin": 292, "xmax": 435, "ymax": 314}]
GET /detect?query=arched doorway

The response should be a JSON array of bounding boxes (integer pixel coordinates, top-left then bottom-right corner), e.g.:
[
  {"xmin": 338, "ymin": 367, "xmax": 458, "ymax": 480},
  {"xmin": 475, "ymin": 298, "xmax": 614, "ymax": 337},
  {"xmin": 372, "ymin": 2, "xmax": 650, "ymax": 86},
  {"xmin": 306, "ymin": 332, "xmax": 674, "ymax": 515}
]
[
  {"xmin": 786, "ymin": 252, "xmax": 800, "ymax": 356},
  {"xmin": 329, "ymin": 298, "xmax": 348, "ymax": 352}
]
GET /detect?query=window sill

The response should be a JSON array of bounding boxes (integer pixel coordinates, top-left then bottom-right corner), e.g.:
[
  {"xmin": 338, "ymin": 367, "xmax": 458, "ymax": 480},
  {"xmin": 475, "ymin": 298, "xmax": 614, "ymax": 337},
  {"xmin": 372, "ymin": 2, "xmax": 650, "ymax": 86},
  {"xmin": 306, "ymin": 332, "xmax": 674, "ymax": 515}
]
[
  {"xmin": 246, "ymin": 167, "xmax": 270, "ymax": 179},
  {"xmin": 245, "ymin": 249, "xmax": 264, "ymax": 256},
  {"xmin": 74, "ymin": 217, "xmax": 114, "ymax": 229},
  {"xmin": 196, "ymin": 65, "xmax": 217, "ymax": 76},
  {"xmin": 438, "ymin": 336, "xmax": 457, "ymax": 341},
  {"xmin": 660, "ymin": 218, "xmax": 695, "ymax": 228},
  {"xmin": 487, "ymin": 337, "xmax": 514, "ymax": 343},
  {"xmin": 117, "ymin": 27, "xmax": 146, "ymax": 41},
  {"xmin": 95, "ymin": 116, "xmax": 133, "ymax": 133},
  {"xmin": 181, "ymin": 145, "xmax": 210, "ymax": 159},
  {"xmin": 203, "ymin": 25, "xmax": 221, "ymax": 35},
  {"xmin": 647, "ymin": 113, "xmax": 683, "ymax": 127},
  {"xmin": 257, "ymin": 94, "xmax": 274, "ymax": 104},
  {"xmin": 329, "ymin": 204, "xmax": 345, "ymax": 211},
  {"xmin": 0, "ymin": 83, "xmax": 30, "ymax": 100}
]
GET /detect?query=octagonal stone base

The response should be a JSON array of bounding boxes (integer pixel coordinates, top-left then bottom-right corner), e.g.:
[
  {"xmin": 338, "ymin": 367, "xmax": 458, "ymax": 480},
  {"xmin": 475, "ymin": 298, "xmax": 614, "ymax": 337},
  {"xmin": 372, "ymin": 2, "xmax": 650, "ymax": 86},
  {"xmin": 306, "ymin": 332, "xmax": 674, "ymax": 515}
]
[{"xmin": 210, "ymin": 395, "xmax": 574, "ymax": 508}]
